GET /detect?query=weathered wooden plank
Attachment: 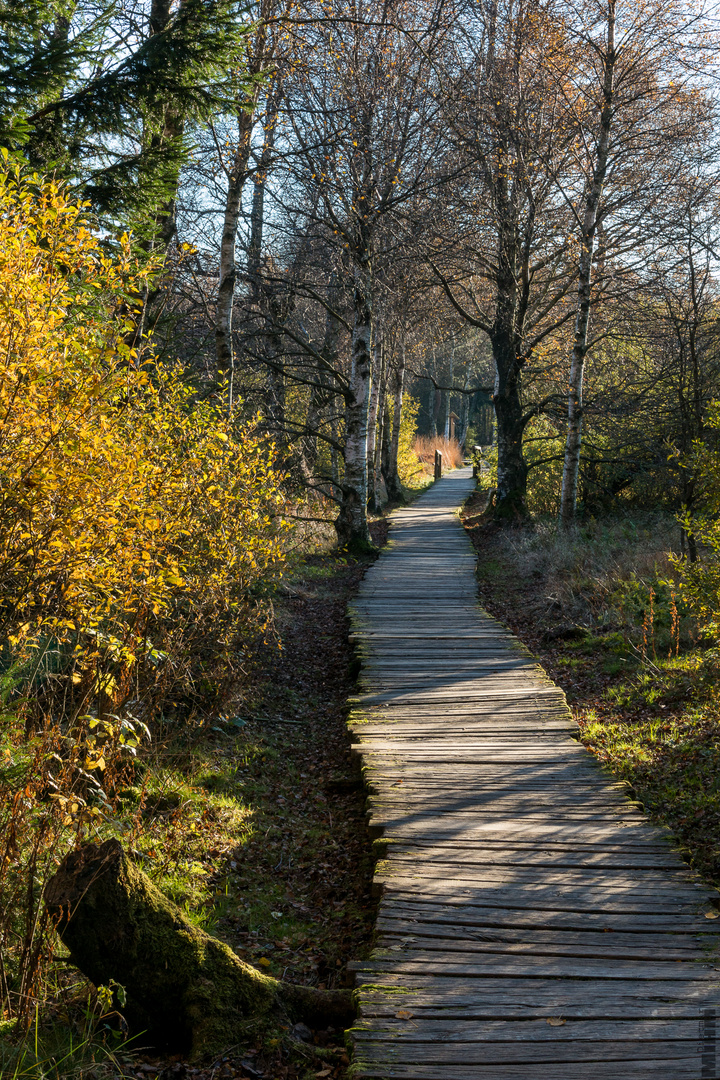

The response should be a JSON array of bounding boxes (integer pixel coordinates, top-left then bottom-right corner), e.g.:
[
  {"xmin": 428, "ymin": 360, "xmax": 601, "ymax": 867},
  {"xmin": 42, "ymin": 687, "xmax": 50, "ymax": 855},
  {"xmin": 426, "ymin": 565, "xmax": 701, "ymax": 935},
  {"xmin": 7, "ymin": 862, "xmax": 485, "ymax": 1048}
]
[
  {"xmin": 366, "ymin": 785, "xmax": 623, "ymax": 798},
  {"xmin": 350, "ymin": 954, "xmax": 718, "ymax": 980},
  {"xmin": 352, "ymin": 714, "xmax": 573, "ymax": 724},
  {"xmin": 351, "ymin": 1017, "xmax": 716, "ymax": 1042},
  {"xmin": 353, "ymin": 972, "xmax": 720, "ymax": 1001},
  {"xmin": 367, "ymin": 821, "xmax": 670, "ymax": 844},
  {"xmin": 367, "ymin": 788, "xmax": 636, "ymax": 804},
  {"xmin": 349, "ymin": 1049, "xmax": 708, "ymax": 1075},
  {"xmin": 377, "ymin": 891, "xmax": 714, "ymax": 920},
  {"xmin": 354, "ymin": 1038, "xmax": 708, "ymax": 1062},
  {"xmin": 364, "ymin": 786, "xmax": 628, "ymax": 799},
  {"xmin": 374, "ymin": 899, "xmax": 720, "ymax": 933},
  {"xmin": 375, "ymin": 862, "xmax": 701, "ymax": 887},
  {"xmin": 372, "ymin": 847, "xmax": 687, "ymax": 869},
  {"xmin": 370, "ymin": 812, "xmax": 652, "ymax": 830},
  {"xmin": 375, "ymin": 883, "xmax": 710, "ymax": 909},
  {"xmin": 362, "ymin": 766, "xmax": 616, "ymax": 781},
  {"xmin": 375, "ymin": 929, "xmax": 713, "ymax": 961},
  {"xmin": 350, "ymin": 1060, "xmax": 710, "ymax": 1078},
  {"xmin": 369, "ymin": 804, "xmax": 645, "ymax": 820}
]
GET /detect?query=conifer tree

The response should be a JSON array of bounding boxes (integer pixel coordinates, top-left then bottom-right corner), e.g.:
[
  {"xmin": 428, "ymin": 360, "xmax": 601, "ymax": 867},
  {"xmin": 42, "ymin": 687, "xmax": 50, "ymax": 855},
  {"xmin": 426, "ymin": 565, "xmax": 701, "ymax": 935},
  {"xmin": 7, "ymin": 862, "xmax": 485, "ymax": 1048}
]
[{"xmin": 0, "ymin": 0, "xmax": 256, "ymax": 235}]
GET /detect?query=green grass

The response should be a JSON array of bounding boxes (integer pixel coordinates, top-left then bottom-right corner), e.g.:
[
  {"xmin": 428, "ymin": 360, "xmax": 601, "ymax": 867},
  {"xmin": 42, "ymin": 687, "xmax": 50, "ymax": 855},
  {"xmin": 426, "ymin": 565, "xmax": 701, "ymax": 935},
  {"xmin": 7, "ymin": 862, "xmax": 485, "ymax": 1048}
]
[
  {"xmin": 576, "ymin": 651, "xmax": 720, "ymax": 883},
  {"xmin": 0, "ymin": 985, "xmax": 139, "ymax": 1080}
]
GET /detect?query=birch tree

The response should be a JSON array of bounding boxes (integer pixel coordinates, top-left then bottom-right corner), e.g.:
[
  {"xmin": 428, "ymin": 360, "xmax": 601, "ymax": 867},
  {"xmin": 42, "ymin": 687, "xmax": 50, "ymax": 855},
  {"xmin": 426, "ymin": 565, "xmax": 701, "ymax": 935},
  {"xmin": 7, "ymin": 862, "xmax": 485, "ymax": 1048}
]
[
  {"xmin": 559, "ymin": 0, "xmax": 616, "ymax": 526},
  {"xmin": 557, "ymin": 0, "xmax": 716, "ymax": 525},
  {"xmin": 431, "ymin": 0, "xmax": 577, "ymax": 517},
  {"xmin": 279, "ymin": 0, "xmax": 445, "ymax": 546},
  {"xmin": 212, "ymin": 2, "xmax": 288, "ymax": 399}
]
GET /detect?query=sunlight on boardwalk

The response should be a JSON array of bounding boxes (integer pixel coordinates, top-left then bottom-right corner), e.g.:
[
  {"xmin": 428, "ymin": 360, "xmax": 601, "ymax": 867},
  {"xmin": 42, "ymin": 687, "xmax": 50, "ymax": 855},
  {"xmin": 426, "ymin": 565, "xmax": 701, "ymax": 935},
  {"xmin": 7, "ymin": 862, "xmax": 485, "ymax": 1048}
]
[{"xmin": 347, "ymin": 467, "xmax": 720, "ymax": 1080}]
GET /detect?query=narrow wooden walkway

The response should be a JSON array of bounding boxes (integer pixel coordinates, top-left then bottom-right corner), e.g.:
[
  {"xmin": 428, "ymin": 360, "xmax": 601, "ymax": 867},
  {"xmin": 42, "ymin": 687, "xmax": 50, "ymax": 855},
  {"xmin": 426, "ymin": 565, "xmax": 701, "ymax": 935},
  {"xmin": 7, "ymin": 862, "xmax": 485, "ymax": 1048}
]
[{"xmin": 347, "ymin": 467, "xmax": 720, "ymax": 1080}]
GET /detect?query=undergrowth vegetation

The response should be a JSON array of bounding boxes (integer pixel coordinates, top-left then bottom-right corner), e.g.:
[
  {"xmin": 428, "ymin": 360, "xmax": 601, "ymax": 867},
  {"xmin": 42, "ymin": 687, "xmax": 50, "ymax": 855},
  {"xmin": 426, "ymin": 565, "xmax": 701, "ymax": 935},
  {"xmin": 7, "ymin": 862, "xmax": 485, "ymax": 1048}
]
[
  {"xmin": 0, "ymin": 546, "xmax": 375, "ymax": 1080},
  {"xmin": 495, "ymin": 512, "xmax": 686, "ymax": 641},
  {"xmin": 0, "ymin": 170, "xmax": 291, "ymax": 1046},
  {"xmin": 0, "ymin": 168, "xmax": 392, "ymax": 1080},
  {"xmin": 393, "ymin": 398, "xmax": 433, "ymax": 491}
]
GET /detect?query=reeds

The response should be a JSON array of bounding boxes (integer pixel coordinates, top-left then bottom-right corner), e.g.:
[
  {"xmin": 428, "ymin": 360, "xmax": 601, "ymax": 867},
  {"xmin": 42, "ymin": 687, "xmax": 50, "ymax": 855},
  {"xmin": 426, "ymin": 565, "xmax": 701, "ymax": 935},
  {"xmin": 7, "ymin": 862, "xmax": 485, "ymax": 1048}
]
[{"xmin": 412, "ymin": 436, "xmax": 465, "ymax": 472}]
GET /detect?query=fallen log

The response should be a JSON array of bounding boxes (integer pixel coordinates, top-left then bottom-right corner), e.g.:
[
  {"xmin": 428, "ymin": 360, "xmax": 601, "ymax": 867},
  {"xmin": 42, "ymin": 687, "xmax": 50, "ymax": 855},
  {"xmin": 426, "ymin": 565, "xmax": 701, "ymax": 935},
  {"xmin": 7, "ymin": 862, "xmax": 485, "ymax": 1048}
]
[{"xmin": 44, "ymin": 839, "xmax": 355, "ymax": 1058}]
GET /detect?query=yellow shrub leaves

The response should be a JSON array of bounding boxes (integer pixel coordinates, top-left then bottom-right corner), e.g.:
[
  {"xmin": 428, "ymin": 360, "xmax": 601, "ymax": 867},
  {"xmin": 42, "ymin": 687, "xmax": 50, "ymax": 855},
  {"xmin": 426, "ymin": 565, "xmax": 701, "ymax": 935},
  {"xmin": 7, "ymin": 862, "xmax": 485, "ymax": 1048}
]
[{"xmin": 0, "ymin": 166, "xmax": 288, "ymax": 698}]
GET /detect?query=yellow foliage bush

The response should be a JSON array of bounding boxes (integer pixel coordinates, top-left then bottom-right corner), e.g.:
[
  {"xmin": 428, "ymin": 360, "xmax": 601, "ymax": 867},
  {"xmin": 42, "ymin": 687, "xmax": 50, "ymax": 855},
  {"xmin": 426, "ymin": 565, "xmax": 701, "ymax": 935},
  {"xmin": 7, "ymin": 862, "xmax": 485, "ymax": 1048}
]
[
  {"xmin": 0, "ymin": 167, "xmax": 286, "ymax": 685},
  {"xmin": 388, "ymin": 395, "xmax": 428, "ymax": 489},
  {"xmin": 395, "ymin": 395, "xmax": 420, "ymax": 486},
  {"xmin": 0, "ymin": 168, "xmax": 288, "ymax": 1023}
]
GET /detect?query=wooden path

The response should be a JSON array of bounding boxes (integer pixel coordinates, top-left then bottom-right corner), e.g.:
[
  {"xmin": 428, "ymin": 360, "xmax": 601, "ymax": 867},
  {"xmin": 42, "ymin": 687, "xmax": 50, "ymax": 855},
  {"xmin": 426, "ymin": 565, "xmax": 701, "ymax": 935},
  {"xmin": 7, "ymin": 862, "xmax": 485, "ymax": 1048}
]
[{"xmin": 347, "ymin": 467, "xmax": 720, "ymax": 1080}]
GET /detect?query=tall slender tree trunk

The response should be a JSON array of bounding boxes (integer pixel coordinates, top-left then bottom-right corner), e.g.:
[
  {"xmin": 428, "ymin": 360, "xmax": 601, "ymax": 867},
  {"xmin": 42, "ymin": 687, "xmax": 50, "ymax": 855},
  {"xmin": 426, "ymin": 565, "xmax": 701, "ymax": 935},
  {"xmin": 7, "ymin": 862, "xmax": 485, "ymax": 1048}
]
[
  {"xmin": 245, "ymin": 88, "xmax": 287, "ymax": 433},
  {"xmin": 366, "ymin": 324, "xmax": 383, "ymax": 511},
  {"xmin": 215, "ymin": 106, "xmax": 256, "ymax": 405},
  {"xmin": 149, "ymin": 0, "xmax": 184, "ymax": 252},
  {"xmin": 330, "ymin": 408, "xmax": 341, "ymax": 498},
  {"xmin": 559, "ymin": 0, "xmax": 615, "ymax": 527},
  {"xmin": 485, "ymin": 164, "xmax": 534, "ymax": 520},
  {"xmin": 370, "ymin": 352, "xmax": 387, "ymax": 512},
  {"xmin": 493, "ymin": 369, "xmax": 527, "ymax": 518},
  {"xmin": 491, "ymin": 215, "xmax": 528, "ymax": 519},
  {"xmin": 380, "ymin": 393, "xmax": 391, "ymax": 480},
  {"xmin": 458, "ymin": 374, "xmax": 470, "ymax": 449},
  {"xmin": 443, "ymin": 340, "xmax": 454, "ymax": 440},
  {"xmin": 335, "ymin": 262, "xmax": 372, "ymax": 549},
  {"xmin": 302, "ymin": 379, "xmax": 323, "ymax": 483},
  {"xmin": 129, "ymin": 0, "xmax": 186, "ymax": 347},
  {"xmin": 386, "ymin": 339, "xmax": 406, "ymax": 502},
  {"xmin": 303, "ymin": 274, "xmax": 342, "ymax": 486}
]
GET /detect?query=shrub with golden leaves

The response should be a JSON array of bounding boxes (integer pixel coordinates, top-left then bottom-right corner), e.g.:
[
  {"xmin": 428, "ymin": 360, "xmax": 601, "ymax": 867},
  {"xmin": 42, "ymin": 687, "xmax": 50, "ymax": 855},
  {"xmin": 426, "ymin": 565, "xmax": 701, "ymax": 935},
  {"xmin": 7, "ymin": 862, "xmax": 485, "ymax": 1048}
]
[{"xmin": 0, "ymin": 167, "xmax": 288, "ymax": 1025}]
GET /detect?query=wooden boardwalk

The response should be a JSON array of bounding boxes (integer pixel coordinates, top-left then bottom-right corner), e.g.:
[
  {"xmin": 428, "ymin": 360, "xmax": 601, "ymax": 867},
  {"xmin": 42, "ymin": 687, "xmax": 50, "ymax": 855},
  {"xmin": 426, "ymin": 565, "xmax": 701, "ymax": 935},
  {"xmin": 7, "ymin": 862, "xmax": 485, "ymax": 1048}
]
[{"xmin": 347, "ymin": 467, "xmax": 720, "ymax": 1080}]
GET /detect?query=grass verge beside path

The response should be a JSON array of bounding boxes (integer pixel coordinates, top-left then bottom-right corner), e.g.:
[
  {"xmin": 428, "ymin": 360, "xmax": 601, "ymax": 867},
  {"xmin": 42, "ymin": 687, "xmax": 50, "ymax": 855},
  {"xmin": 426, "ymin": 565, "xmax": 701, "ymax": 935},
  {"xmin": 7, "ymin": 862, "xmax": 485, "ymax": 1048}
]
[{"xmin": 462, "ymin": 491, "xmax": 720, "ymax": 893}]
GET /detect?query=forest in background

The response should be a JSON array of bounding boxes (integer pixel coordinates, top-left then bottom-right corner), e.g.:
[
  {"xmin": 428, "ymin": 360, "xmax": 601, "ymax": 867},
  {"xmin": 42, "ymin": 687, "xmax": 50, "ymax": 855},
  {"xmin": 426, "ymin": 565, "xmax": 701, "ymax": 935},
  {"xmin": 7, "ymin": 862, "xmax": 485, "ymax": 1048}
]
[
  {"xmin": 10, "ymin": 0, "xmax": 720, "ymax": 534},
  {"xmin": 5, "ymin": 0, "xmax": 720, "ymax": 1074}
]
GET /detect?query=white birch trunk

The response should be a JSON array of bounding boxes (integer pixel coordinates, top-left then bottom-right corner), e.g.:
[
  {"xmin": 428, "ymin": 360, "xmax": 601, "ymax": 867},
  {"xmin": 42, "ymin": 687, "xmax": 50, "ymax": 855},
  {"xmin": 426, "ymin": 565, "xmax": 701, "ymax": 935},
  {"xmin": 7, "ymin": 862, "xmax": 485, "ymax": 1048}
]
[
  {"xmin": 458, "ymin": 374, "xmax": 470, "ymax": 449},
  {"xmin": 330, "ymin": 409, "xmax": 341, "ymax": 498},
  {"xmin": 369, "ymin": 342, "xmax": 387, "ymax": 511},
  {"xmin": 443, "ymin": 340, "xmax": 454, "ymax": 441},
  {"xmin": 374, "ymin": 376, "xmax": 387, "ymax": 493},
  {"xmin": 335, "ymin": 263, "xmax": 372, "ymax": 548},
  {"xmin": 386, "ymin": 338, "xmax": 406, "ymax": 503},
  {"xmin": 366, "ymin": 327, "xmax": 383, "ymax": 506}
]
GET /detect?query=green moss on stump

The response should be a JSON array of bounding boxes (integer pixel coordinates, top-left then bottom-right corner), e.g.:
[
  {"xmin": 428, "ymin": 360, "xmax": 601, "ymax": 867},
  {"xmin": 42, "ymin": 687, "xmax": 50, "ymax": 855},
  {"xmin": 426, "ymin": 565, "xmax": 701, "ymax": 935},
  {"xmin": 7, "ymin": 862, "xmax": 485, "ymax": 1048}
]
[{"xmin": 45, "ymin": 840, "xmax": 354, "ymax": 1059}]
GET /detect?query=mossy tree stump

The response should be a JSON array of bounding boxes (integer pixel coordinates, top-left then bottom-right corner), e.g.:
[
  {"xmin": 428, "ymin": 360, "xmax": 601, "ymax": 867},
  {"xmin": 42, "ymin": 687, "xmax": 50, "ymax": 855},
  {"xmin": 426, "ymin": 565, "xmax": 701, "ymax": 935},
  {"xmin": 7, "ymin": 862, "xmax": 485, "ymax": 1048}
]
[{"xmin": 45, "ymin": 840, "xmax": 354, "ymax": 1058}]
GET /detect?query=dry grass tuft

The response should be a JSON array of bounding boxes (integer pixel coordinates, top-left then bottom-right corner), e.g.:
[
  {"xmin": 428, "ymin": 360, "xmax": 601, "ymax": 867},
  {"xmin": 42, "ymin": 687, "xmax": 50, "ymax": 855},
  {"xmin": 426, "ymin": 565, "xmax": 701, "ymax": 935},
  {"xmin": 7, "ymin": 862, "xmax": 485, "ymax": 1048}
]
[
  {"xmin": 413, "ymin": 435, "xmax": 465, "ymax": 472},
  {"xmin": 501, "ymin": 513, "xmax": 682, "ymax": 629}
]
